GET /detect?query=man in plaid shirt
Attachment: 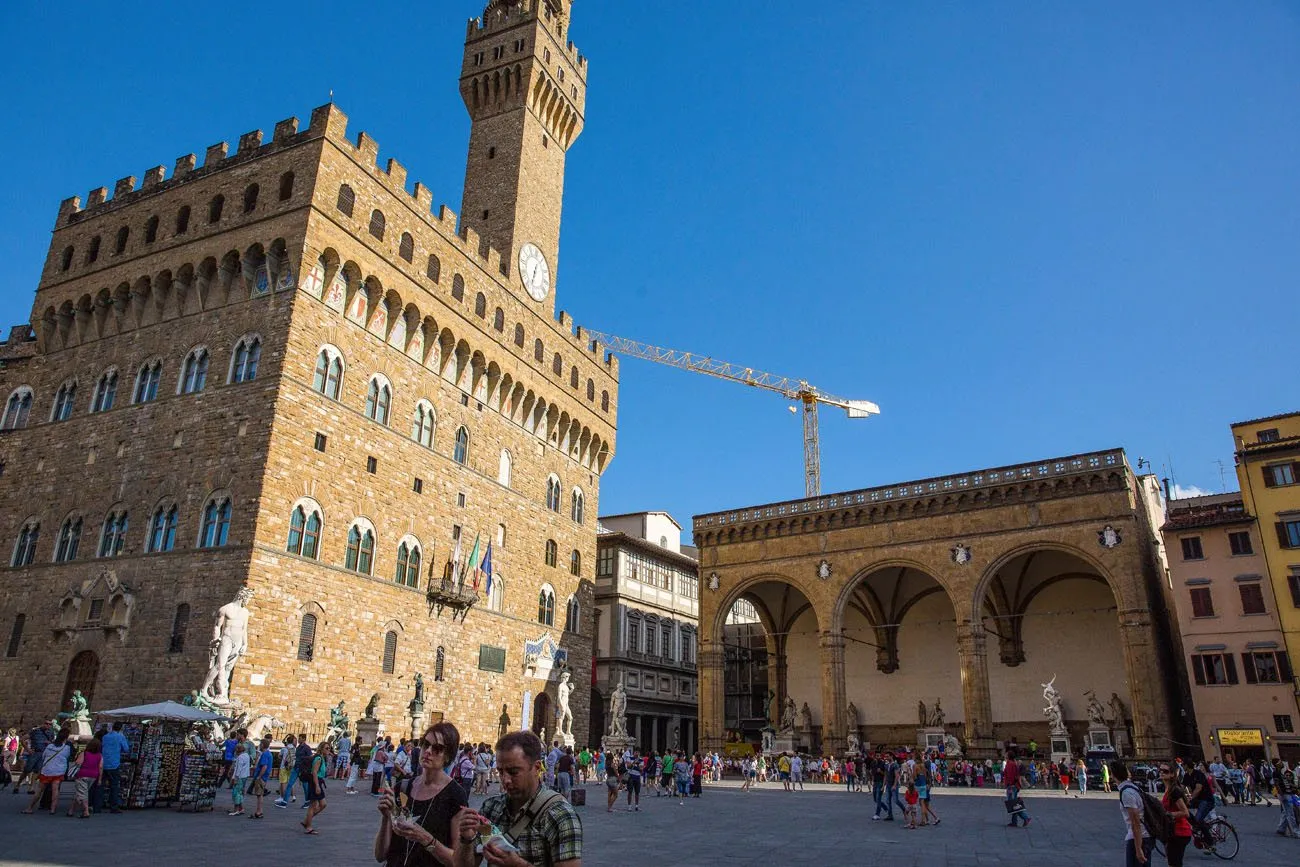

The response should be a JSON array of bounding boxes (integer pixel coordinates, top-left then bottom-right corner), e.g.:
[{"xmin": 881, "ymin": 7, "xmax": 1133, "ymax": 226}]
[{"xmin": 453, "ymin": 730, "xmax": 582, "ymax": 867}]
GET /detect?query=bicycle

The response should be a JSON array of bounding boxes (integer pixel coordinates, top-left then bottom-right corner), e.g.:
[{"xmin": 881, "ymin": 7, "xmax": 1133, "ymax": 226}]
[{"xmin": 1152, "ymin": 815, "xmax": 1240, "ymax": 861}]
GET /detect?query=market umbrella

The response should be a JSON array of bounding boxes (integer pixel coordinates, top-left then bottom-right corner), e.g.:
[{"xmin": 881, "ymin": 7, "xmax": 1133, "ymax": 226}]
[{"xmin": 95, "ymin": 700, "xmax": 229, "ymax": 722}]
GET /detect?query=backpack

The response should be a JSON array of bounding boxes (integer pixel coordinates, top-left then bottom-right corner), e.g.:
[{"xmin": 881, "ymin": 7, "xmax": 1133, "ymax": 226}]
[{"xmin": 1120, "ymin": 781, "xmax": 1174, "ymax": 844}]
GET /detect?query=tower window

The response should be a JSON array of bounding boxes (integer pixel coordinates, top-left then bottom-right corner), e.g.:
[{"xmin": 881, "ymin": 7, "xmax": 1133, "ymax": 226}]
[
  {"xmin": 482, "ymin": 210, "xmax": 490, "ymax": 220},
  {"xmin": 208, "ymin": 195, "xmax": 224, "ymax": 224},
  {"xmin": 60, "ymin": 246, "xmax": 74, "ymax": 271},
  {"xmin": 542, "ymin": 135, "xmax": 549, "ymax": 149},
  {"xmin": 114, "ymin": 226, "xmax": 129, "ymax": 254},
  {"xmin": 399, "ymin": 232, "xmax": 414, "ymax": 262},
  {"xmin": 514, "ymin": 324, "xmax": 525, "ymax": 348},
  {"xmin": 242, "ymin": 183, "xmax": 259, "ymax": 213},
  {"xmin": 144, "ymin": 216, "xmax": 159, "ymax": 243},
  {"xmin": 452, "ymin": 275, "xmax": 465, "ymax": 301},
  {"xmin": 488, "ymin": 147, "xmax": 496, "ymax": 160},
  {"xmin": 175, "ymin": 206, "xmax": 190, "ymax": 235},
  {"xmin": 86, "ymin": 236, "xmax": 100, "ymax": 264},
  {"xmin": 278, "ymin": 171, "xmax": 294, "ymax": 201},
  {"xmin": 337, "ymin": 184, "xmax": 355, "ymax": 217},
  {"xmin": 368, "ymin": 209, "xmax": 386, "ymax": 241},
  {"xmin": 427, "ymin": 255, "xmax": 442, "ymax": 282}
]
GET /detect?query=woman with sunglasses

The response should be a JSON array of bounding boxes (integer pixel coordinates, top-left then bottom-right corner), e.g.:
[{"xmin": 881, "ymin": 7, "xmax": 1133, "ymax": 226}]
[
  {"xmin": 1160, "ymin": 764, "xmax": 1194, "ymax": 866},
  {"xmin": 375, "ymin": 722, "xmax": 468, "ymax": 866}
]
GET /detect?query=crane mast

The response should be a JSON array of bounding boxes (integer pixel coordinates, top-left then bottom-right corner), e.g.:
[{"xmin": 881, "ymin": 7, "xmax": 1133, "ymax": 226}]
[{"xmin": 585, "ymin": 331, "xmax": 879, "ymax": 497}]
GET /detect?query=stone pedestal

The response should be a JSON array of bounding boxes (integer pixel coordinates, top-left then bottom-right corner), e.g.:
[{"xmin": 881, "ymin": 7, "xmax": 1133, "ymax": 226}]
[
  {"xmin": 356, "ymin": 717, "xmax": 381, "ymax": 748},
  {"xmin": 917, "ymin": 727, "xmax": 945, "ymax": 753},
  {"xmin": 760, "ymin": 727, "xmax": 775, "ymax": 755},
  {"xmin": 1050, "ymin": 732, "xmax": 1071, "ymax": 764},
  {"xmin": 63, "ymin": 718, "xmax": 93, "ymax": 742},
  {"xmin": 1087, "ymin": 728, "xmax": 1113, "ymax": 751},
  {"xmin": 771, "ymin": 732, "xmax": 797, "ymax": 755},
  {"xmin": 601, "ymin": 734, "xmax": 635, "ymax": 756},
  {"xmin": 559, "ymin": 731, "xmax": 575, "ymax": 749}
]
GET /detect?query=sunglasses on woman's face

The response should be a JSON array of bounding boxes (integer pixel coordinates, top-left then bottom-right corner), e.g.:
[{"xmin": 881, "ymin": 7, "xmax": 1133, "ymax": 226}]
[{"xmin": 423, "ymin": 741, "xmax": 446, "ymax": 753}]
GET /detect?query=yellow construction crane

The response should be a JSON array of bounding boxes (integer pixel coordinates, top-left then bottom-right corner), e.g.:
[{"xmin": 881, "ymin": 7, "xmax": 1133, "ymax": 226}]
[{"xmin": 585, "ymin": 331, "xmax": 880, "ymax": 498}]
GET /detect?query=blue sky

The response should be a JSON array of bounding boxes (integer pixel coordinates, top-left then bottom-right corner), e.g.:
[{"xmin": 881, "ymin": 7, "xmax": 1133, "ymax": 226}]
[{"xmin": 1, "ymin": 1, "xmax": 1296, "ymax": 528}]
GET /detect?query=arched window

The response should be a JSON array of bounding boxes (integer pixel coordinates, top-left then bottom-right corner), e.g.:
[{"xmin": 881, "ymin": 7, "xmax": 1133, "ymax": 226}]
[
  {"xmin": 10, "ymin": 521, "xmax": 39, "ymax": 566},
  {"xmin": 346, "ymin": 522, "xmax": 376, "ymax": 574},
  {"xmin": 144, "ymin": 215, "xmax": 159, "ymax": 243},
  {"xmin": 513, "ymin": 324, "xmax": 525, "ymax": 348},
  {"xmin": 399, "ymin": 232, "xmax": 414, "ymax": 262},
  {"xmin": 278, "ymin": 171, "xmax": 294, "ymax": 201},
  {"xmin": 451, "ymin": 274, "xmax": 465, "ymax": 301},
  {"xmin": 297, "ymin": 613, "xmax": 317, "ymax": 661},
  {"xmin": 534, "ymin": 339, "xmax": 544, "ymax": 363},
  {"xmin": 569, "ymin": 549, "xmax": 582, "ymax": 577},
  {"xmin": 368, "ymin": 209, "xmax": 385, "ymax": 240},
  {"xmin": 114, "ymin": 225, "xmax": 129, "ymax": 254},
  {"xmin": 395, "ymin": 540, "xmax": 421, "ymax": 588},
  {"xmin": 2, "ymin": 388, "xmax": 32, "ymax": 430},
  {"xmin": 229, "ymin": 336, "xmax": 261, "ymax": 383},
  {"xmin": 51, "ymin": 380, "xmax": 77, "ymax": 421},
  {"xmin": 493, "ymin": 308, "xmax": 505, "ymax": 332},
  {"xmin": 365, "ymin": 377, "xmax": 392, "ymax": 425},
  {"xmin": 565, "ymin": 597, "xmax": 580, "ymax": 634},
  {"xmin": 86, "ymin": 236, "xmax": 100, "ymax": 263},
  {"xmin": 497, "ymin": 449, "xmax": 512, "ymax": 487},
  {"xmin": 286, "ymin": 503, "xmax": 322, "ymax": 559},
  {"xmin": 545, "ymin": 476, "xmax": 562, "ymax": 512},
  {"xmin": 570, "ymin": 368, "xmax": 579, "ymax": 389},
  {"xmin": 544, "ymin": 539, "xmax": 558, "ymax": 568},
  {"xmin": 427, "ymin": 254, "xmax": 441, "ymax": 282},
  {"xmin": 60, "ymin": 246, "xmax": 74, "ymax": 271},
  {"xmin": 335, "ymin": 183, "xmax": 357, "ymax": 215},
  {"xmin": 242, "ymin": 183, "xmax": 259, "ymax": 213},
  {"xmin": 586, "ymin": 379, "xmax": 595, "ymax": 402},
  {"xmin": 208, "ymin": 194, "xmax": 224, "ymax": 224},
  {"xmin": 497, "ymin": 523, "xmax": 507, "ymax": 548},
  {"xmin": 133, "ymin": 361, "xmax": 162, "ymax": 403},
  {"xmin": 453, "ymin": 426, "xmax": 469, "ymax": 465},
  {"xmin": 168, "ymin": 604, "xmax": 190, "ymax": 653},
  {"xmin": 434, "ymin": 645, "xmax": 446, "ymax": 681},
  {"xmin": 146, "ymin": 505, "xmax": 178, "ymax": 553},
  {"xmin": 98, "ymin": 510, "xmax": 128, "ymax": 557},
  {"xmin": 601, "ymin": 390, "xmax": 609, "ymax": 412},
  {"xmin": 571, "ymin": 488, "xmax": 585, "ymax": 524},
  {"xmin": 7, "ymin": 613, "xmax": 26, "ymax": 657},
  {"xmin": 487, "ymin": 575, "xmax": 505, "ymax": 612},
  {"xmin": 474, "ymin": 293, "xmax": 487, "ymax": 318},
  {"xmin": 382, "ymin": 630, "xmax": 398, "ymax": 674},
  {"xmin": 54, "ymin": 517, "xmax": 82, "ymax": 562},
  {"xmin": 198, "ymin": 497, "xmax": 232, "ymax": 548},
  {"xmin": 180, "ymin": 347, "xmax": 209, "ymax": 394},
  {"xmin": 552, "ymin": 353, "xmax": 563, "ymax": 376},
  {"xmin": 312, "ymin": 347, "xmax": 344, "ymax": 399},
  {"xmin": 412, "ymin": 401, "xmax": 436, "ymax": 448},
  {"xmin": 92, "ymin": 370, "xmax": 118, "ymax": 413},
  {"xmin": 175, "ymin": 205, "xmax": 191, "ymax": 235},
  {"xmin": 537, "ymin": 586, "xmax": 555, "ymax": 626}
]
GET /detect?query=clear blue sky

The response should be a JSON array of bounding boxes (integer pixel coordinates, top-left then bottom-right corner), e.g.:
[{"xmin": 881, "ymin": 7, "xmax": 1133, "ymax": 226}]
[{"xmin": 2, "ymin": 1, "xmax": 1296, "ymax": 528}]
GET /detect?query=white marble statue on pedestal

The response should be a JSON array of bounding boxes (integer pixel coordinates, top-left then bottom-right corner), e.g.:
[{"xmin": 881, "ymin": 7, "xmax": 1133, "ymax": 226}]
[
  {"xmin": 780, "ymin": 697, "xmax": 797, "ymax": 734},
  {"xmin": 608, "ymin": 680, "xmax": 628, "ymax": 737},
  {"xmin": 1042, "ymin": 674, "xmax": 1066, "ymax": 734},
  {"xmin": 556, "ymin": 671, "xmax": 575, "ymax": 746},
  {"xmin": 200, "ymin": 587, "xmax": 254, "ymax": 705}
]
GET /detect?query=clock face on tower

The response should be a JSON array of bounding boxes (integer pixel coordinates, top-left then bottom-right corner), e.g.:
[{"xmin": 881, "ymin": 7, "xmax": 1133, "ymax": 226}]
[{"xmin": 518, "ymin": 243, "xmax": 550, "ymax": 302}]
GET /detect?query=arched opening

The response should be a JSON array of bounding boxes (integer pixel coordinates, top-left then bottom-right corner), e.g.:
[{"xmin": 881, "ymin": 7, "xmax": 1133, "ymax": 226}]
[
  {"xmin": 531, "ymin": 692, "xmax": 551, "ymax": 740},
  {"xmin": 979, "ymin": 547, "xmax": 1131, "ymax": 749},
  {"xmin": 63, "ymin": 650, "xmax": 100, "ymax": 710},
  {"xmin": 840, "ymin": 564, "xmax": 960, "ymax": 748}
]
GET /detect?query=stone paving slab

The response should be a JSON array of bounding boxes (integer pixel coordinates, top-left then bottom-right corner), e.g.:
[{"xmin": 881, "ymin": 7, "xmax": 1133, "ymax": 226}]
[{"xmin": 0, "ymin": 779, "xmax": 1296, "ymax": 866}]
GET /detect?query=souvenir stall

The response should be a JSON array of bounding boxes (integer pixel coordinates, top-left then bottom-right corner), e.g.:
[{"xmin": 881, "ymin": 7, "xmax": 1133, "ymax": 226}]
[{"xmin": 96, "ymin": 701, "xmax": 227, "ymax": 812}]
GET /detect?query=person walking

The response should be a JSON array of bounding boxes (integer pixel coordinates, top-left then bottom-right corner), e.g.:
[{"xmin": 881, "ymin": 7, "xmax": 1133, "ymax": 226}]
[
  {"xmin": 555, "ymin": 747, "xmax": 575, "ymax": 803},
  {"xmin": 13, "ymin": 721, "xmax": 54, "ymax": 795},
  {"xmin": 334, "ymin": 731, "xmax": 351, "ymax": 780},
  {"xmin": 23, "ymin": 729, "xmax": 72, "ymax": 816},
  {"xmin": 275, "ymin": 733, "xmax": 314, "ymax": 808},
  {"xmin": 98, "ymin": 722, "xmax": 128, "ymax": 813},
  {"xmin": 1275, "ymin": 760, "xmax": 1299, "ymax": 838},
  {"xmin": 1003, "ymin": 750, "xmax": 1031, "ymax": 828},
  {"xmin": 1077, "ymin": 758, "xmax": 1088, "ymax": 796},
  {"xmin": 228, "ymin": 740, "xmax": 251, "ymax": 816},
  {"xmin": 1160, "ymin": 763, "xmax": 1194, "ymax": 865},
  {"xmin": 375, "ymin": 721, "xmax": 469, "ymax": 866},
  {"xmin": 605, "ymin": 754, "xmax": 621, "ymax": 812},
  {"xmin": 345, "ymin": 740, "xmax": 363, "ymax": 794},
  {"xmin": 1101, "ymin": 760, "xmax": 1111, "ymax": 793},
  {"xmin": 277, "ymin": 735, "xmax": 296, "ymax": 802},
  {"xmin": 249, "ymin": 737, "xmax": 272, "ymax": 818},
  {"xmin": 301, "ymin": 742, "xmax": 331, "ymax": 834},
  {"xmin": 1114, "ymin": 762, "xmax": 1152, "ymax": 867},
  {"xmin": 624, "ymin": 750, "xmax": 642, "ymax": 811},
  {"xmin": 740, "ymin": 756, "xmax": 754, "ymax": 793},
  {"xmin": 216, "ymin": 731, "xmax": 239, "ymax": 789},
  {"xmin": 69, "ymin": 738, "xmax": 102, "ymax": 818},
  {"xmin": 674, "ymin": 751, "xmax": 692, "ymax": 804}
]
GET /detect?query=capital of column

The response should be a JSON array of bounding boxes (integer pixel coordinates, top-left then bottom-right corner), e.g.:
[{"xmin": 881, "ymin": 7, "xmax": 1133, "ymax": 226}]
[{"xmin": 955, "ymin": 622, "xmax": 988, "ymax": 659}]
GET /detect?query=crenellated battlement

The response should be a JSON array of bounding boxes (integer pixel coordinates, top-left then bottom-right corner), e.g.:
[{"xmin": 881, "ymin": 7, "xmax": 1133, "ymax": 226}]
[
  {"xmin": 55, "ymin": 111, "xmax": 312, "ymax": 229},
  {"xmin": 466, "ymin": 0, "xmax": 586, "ymax": 70}
]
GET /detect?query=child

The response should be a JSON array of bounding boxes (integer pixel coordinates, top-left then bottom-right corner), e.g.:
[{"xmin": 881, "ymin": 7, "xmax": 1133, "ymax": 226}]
[
  {"xmin": 917, "ymin": 769, "xmax": 940, "ymax": 826},
  {"xmin": 903, "ymin": 780, "xmax": 919, "ymax": 829},
  {"xmin": 228, "ymin": 740, "xmax": 250, "ymax": 816}
]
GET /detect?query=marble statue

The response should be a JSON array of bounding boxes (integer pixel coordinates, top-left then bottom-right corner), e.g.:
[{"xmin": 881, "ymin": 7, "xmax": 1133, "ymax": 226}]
[
  {"xmin": 780, "ymin": 697, "xmax": 797, "ymax": 734},
  {"xmin": 846, "ymin": 730, "xmax": 862, "ymax": 755},
  {"xmin": 764, "ymin": 690, "xmax": 777, "ymax": 727},
  {"xmin": 498, "ymin": 704, "xmax": 511, "ymax": 740},
  {"xmin": 846, "ymin": 701, "xmax": 860, "ymax": 732},
  {"xmin": 557, "ymin": 671, "xmax": 574, "ymax": 737},
  {"xmin": 799, "ymin": 702, "xmax": 813, "ymax": 731},
  {"xmin": 608, "ymin": 681, "xmax": 628, "ymax": 737},
  {"xmin": 1042, "ymin": 675, "xmax": 1066, "ymax": 733},
  {"xmin": 1108, "ymin": 692, "xmax": 1127, "ymax": 727},
  {"xmin": 672, "ymin": 725, "xmax": 680, "ymax": 749},
  {"xmin": 199, "ymin": 587, "xmax": 254, "ymax": 705},
  {"xmin": 930, "ymin": 698, "xmax": 945, "ymax": 728},
  {"xmin": 245, "ymin": 714, "xmax": 284, "ymax": 742},
  {"xmin": 943, "ymin": 734, "xmax": 964, "ymax": 757},
  {"xmin": 918, "ymin": 699, "xmax": 928, "ymax": 727},
  {"xmin": 364, "ymin": 693, "xmax": 380, "ymax": 720},
  {"xmin": 1084, "ymin": 690, "xmax": 1107, "ymax": 728}
]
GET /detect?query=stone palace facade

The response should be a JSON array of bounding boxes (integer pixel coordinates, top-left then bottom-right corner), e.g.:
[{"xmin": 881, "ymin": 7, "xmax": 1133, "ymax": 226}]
[{"xmin": 0, "ymin": 0, "xmax": 614, "ymax": 748}]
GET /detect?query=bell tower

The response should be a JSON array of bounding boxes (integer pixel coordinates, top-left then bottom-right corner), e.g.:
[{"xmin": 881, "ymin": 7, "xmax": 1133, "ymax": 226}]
[{"xmin": 460, "ymin": 0, "xmax": 586, "ymax": 311}]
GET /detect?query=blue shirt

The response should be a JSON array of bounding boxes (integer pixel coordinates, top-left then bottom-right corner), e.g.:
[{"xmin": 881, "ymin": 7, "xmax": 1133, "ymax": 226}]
[
  {"xmin": 100, "ymin": 730, "xmax": 129, "ymax": 770},
  {"xmin": 223, "ymin": 738, "xmax": 238, "ymax": 761},
  {"xmin": 255, "ymin": 749, "xmax": 274, "ymax": 781}
]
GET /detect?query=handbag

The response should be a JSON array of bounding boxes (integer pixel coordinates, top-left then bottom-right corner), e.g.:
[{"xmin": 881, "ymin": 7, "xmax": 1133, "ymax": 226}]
[{"xmin": 1004, "ymin": 797, "xmax": 1025, "ymax": 813}]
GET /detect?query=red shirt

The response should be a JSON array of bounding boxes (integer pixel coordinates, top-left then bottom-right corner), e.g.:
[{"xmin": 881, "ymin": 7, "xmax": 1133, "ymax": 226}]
[
  {"xmin": 1163, "ymin": 787, "xmax": 1194, "ymax": 838},
  {"xmin": 1003, "ymin": 761, "xmax": 1020, "ymax": 787}
]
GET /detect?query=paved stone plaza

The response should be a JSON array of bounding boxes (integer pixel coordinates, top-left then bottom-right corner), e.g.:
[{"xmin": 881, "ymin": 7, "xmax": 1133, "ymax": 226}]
[{"xmin": 1, "ymin": 780, "xmax": 1297, "ymax": 866}]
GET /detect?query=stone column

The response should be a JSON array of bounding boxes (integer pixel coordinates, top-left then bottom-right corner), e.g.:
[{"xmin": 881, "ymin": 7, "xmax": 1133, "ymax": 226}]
[
  {"xmin": 772, "ymin": 634, "xmax": 788, "ymax": 708},
  {"xmin": 819, "ymin": 631, "xmax": 847, "ymax": 756},
  {"xmin": 1117, "ymin": 606, "xmax": 1172, "ymax": 755},
  {"xmin": 698, "ymin": 639, "xmax": 726, "ymax": 752},
  {"xmin": 956, "ymin": 621, "xmax": 996, "ymax": 757}
]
